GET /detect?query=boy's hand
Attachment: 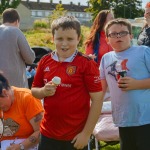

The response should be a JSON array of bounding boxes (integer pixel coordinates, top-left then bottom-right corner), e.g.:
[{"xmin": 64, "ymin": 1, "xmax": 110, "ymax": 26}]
[
  {"xmin": 118, "ymin": 77, "xmax": 137, "ymax": 91},
  {"xmin": 88, "ymin": 54, "xmax": 96, "ymax": 60},
  {"xmin": 41, "ymin": 81, "xmax": 57, "ymax": 97},
  {"xmin": 71, "ymin": 132, "xmax": 90, "ymax": 149}
]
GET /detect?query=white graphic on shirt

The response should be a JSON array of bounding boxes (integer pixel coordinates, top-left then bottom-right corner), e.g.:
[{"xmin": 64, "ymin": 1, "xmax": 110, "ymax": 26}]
[
  {"xmin": 61, "ymin": 84, "xmax": 72, "ymax": 88},
  {"xmin": 94, "ymin": 76, "xmax": 101, "ymax": 83},
  {"xmin": 3, "ymin": 118, "xmax": 19, "ymax": 136},
  {"xmin": 107, "ymin": 59, "xmax": 129, "ymax": 81},
  {"xmin": 44, "ymin": 67, "xmax": 50, "ymax": 72},
  {"xmin": 43, "ymin": 78, "xmax": 72, "ymax": 88}
]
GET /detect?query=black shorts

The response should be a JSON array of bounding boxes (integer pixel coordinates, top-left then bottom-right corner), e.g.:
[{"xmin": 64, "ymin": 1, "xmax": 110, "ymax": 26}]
[
  {"xmin": 119, "ymin": 124, "xmax": 150, "ymax": 150},
  {"xmin": 38, "ymin": 134, "xmax": 88, "ymax": 150}
]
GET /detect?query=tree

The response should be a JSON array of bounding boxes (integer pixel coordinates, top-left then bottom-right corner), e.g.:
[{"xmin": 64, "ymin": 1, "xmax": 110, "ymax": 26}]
[
  {"xmin": 85, "ymin": 0, "xmax": 144, "ymax": 20},
  {"xmin": 0, "ymin": 0, "xmax": 21, "ymax": 14},
  {"xmin": 48, "ymin": 3, "xmax": 67, "ymax": 27}
]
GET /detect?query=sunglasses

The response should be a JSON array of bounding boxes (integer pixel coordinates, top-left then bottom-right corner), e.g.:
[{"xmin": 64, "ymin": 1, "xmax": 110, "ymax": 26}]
[{"xmin": 108, "ymin": 31, "xmax": 130, "ymax": 38}]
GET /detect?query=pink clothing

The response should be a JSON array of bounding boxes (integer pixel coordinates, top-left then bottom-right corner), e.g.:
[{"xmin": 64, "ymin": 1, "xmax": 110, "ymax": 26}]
[{"xmin": 85, "ymin": 31, "xmax": 112, "ymax": 66}]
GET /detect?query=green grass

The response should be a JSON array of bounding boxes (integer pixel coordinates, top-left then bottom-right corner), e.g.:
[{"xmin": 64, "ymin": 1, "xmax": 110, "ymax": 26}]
[
  {"xmin": 99, "ymin": 141, "xmax": 120, "ymax": 150},
  {"xmin": 90, "ymin": 137, "xmax": 120, "ymax": 150},
  {"xmin": 24, "ymin": 29, "xmax": 54, "ymax": 49}
]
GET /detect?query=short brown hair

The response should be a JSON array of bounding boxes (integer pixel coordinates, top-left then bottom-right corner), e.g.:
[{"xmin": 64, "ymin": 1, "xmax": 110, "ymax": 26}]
[
  {"xmin": 2, "ymin": 8, "xmax": 20, "ymax": 23},
  {"xmin": 105, "ymin": 18, "xmax": 132, "ymax": 37},
  {"xmin": 51, "ymin": 16, "xmax": 81, "ymax": 38}
]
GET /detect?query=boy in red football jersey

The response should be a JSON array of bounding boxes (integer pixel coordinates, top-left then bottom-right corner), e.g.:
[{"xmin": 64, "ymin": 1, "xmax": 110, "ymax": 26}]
[{"xmin": 31, "ymin": 16, "xmax": 103, "ymax": 150}]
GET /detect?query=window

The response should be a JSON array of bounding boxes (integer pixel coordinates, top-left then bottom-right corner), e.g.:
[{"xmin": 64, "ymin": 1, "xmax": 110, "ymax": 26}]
[
  {"xmin": 37, "ymin": 11, "xmax": 43, "ymax": 17},
  {"xmin": 45, "ymin": 11, "xmax": 50, "ymax": 17},
  {"xmin": 80, "ymin": 13, "xmax": 83, "ymax": 17},
  {"xmin": 31, "ymin": 11, "xmax": 36, "ymax": 16}
]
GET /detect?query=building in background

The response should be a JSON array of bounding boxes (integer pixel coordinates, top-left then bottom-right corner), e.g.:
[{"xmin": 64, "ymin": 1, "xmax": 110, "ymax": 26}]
[{"xmin": 17, "ymin": 0, "xmax": 92, "ymax": 29}]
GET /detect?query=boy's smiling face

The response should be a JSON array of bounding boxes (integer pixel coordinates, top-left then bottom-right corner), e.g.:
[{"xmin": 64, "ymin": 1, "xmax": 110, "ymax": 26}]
[
  {"xmin": 107, "ymin": 24, "xmax": 133, "ymax": 52},
  {"xmin": 53, "ymin": 27, "xmax": 80, "ymax": 61}
]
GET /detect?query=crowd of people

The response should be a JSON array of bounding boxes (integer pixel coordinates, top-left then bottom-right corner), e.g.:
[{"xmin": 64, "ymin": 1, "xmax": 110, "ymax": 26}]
[{"xmin": 0, "ymin": 1, "xmax": 150, "ymax": 150}]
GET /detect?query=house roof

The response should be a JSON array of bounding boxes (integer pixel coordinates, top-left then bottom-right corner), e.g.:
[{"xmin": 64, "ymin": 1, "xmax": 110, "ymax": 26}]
[{"xmin": 21, "ymin": 1, "xmax": 89, "ymax": 12}]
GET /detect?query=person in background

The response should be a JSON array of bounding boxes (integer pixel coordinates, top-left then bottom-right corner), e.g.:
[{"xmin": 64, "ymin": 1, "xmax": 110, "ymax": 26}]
[
  {"xmin": 0, "ymin": 72, "xmax": 44, "ymax": 150},
  {"xmin": 0, "ymin": 8, "xmax": 35, "ymax": 88},
  {"xmin": 100, "ymin": 18, "xmax": 150, "ymax": 150},
  {"xmin": 85, "ymin": 10, "xmax": 114, "ymax": 66},
  {"xmin": 31, "ymin": 16, "xmax": 104, "ymax": 150},
  {"xmin": 137, "ymin": 2, "xmax": 150, "ymax": 47}
]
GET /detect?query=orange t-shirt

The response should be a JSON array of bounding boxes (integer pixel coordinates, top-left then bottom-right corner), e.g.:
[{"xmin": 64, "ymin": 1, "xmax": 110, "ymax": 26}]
[{"xmin": 1, "ymin": 87, "xmax": 44, "ymax": 141}]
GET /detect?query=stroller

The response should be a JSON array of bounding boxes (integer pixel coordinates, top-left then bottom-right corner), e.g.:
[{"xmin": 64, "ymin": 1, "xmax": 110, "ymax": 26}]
[
  {"xmin": 88, "ymin": 92, "xmax": 120, "ymax": 150},
  {"xmin": 26, "ymin": 46, "xmax": 52, "ymax": 88}
]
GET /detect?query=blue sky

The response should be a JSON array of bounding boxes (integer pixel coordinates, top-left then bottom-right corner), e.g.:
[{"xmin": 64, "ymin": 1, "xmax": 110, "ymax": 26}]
[
  {"xmin": 142, "ymin": 0, "xmax": 149, "ymax": 8},
  {"xmin": 26, "ymin": 0, "xmax": 148, "ymax": 8}
]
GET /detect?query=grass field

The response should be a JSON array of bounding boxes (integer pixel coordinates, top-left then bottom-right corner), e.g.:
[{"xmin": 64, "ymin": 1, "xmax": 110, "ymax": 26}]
[
  {"xmin": 89, "ymin": 137, "xmax": 120, "ymax": 150},
  {"xmin": 99, "ymin": 141, "xmax": 120, "ymax": 150}
]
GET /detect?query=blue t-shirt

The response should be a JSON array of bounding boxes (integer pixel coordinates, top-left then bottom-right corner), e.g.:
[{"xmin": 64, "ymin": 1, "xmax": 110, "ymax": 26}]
[{"xmin": 100, "ymin": 45, "xmax": 150, "ymax": 127}]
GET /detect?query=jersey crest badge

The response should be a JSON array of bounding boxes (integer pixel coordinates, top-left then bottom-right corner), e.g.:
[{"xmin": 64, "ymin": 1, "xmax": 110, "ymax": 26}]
[{"xmin": 66, "ymin": 66, "xmax": 76, "ymax": 75}]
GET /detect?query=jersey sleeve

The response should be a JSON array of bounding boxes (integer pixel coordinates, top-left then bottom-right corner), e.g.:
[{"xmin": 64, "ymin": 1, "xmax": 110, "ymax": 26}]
[{"xmin": 84, "ymin": 59, "xmax": 102, "ymax": 92}]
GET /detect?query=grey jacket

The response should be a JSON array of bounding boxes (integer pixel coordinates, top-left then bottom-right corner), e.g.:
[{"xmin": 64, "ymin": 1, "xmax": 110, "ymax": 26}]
[{"xmin": 0, "ymin": 24, "xmax": 35, "ymax": 88}]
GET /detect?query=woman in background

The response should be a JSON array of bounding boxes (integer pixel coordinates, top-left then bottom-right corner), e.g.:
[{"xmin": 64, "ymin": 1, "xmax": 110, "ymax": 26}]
[{"xmin": 85, "ymin": 10, "xmax": 114, "ymax": 66}]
